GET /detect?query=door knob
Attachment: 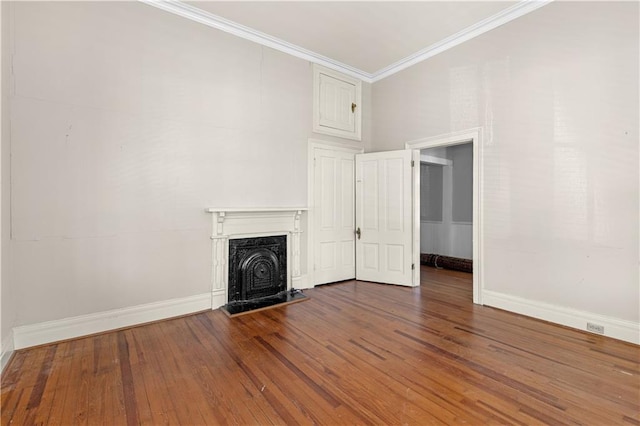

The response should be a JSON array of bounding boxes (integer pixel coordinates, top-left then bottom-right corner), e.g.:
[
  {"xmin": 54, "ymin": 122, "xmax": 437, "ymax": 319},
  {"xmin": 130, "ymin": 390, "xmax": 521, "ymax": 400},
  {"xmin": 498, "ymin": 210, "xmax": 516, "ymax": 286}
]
[{"xmin": 355, "ymin": 227, "xmax": 361, "ymax": 239}]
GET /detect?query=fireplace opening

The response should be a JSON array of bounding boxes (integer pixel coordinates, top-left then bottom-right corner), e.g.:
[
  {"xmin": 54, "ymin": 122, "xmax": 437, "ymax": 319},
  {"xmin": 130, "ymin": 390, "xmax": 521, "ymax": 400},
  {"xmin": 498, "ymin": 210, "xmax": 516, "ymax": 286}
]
[
  {"xmin": 224, "ymin": 235, "xmax": 306, "ymax": 316},
  {"xmin": 228, "ymin": 235, "xmax": 287, "ymax": 302}
]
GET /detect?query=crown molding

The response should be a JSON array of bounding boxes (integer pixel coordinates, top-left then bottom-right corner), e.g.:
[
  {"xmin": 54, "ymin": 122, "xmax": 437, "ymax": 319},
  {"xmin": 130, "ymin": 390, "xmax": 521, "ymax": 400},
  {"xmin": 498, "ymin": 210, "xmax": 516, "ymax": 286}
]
[
  {"xmin": 139, "ymin": 0, "xmax": 553, "ymax": 84},
  {"xmin": 138, "ymin": 0, "xmax": 374, "ymax": 83},
  {"xmin": 371, "ymin": 0, "xmax": 554, "ymax": 82}
]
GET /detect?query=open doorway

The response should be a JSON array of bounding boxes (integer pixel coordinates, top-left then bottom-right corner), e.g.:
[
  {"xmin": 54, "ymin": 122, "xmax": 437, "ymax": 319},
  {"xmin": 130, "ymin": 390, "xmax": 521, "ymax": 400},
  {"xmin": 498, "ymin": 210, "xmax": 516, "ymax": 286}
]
[
  {"xmin": 406, "ymin": 128, "xmax": 483, "ymax": 304},
  {"xmin": 419, "ymin": 143, "xmax": 473, "ymax": 297}
]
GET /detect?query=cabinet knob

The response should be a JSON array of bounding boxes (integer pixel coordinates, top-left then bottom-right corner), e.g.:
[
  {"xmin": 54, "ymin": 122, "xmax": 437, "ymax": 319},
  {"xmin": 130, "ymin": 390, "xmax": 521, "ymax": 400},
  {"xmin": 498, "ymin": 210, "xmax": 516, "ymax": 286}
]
[{"xmin": 351, "ymin": 102, "xmax": 357, "ymax": 113}]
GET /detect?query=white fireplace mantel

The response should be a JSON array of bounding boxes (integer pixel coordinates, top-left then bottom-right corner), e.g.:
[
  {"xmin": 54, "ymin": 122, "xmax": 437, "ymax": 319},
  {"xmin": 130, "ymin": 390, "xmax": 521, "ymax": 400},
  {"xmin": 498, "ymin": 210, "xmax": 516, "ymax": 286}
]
[
  {"xmin": 206, "ymin": 207, "xmax": 308, "ymax": 213},
  {"xmin": 206, "ymin": 207, "xmax": 307, "ymax": 309}
]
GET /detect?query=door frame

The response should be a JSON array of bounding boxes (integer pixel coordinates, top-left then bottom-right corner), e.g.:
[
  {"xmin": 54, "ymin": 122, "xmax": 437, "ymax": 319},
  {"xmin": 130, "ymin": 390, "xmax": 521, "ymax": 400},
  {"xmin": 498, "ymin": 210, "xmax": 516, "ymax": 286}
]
[
  {"xmin": 307, "ymin": 139, "xmax": 363, "ymax": 287},
  {"xmin": 405, "ymin": 128, "xmax": 483, "ymax": 305}
]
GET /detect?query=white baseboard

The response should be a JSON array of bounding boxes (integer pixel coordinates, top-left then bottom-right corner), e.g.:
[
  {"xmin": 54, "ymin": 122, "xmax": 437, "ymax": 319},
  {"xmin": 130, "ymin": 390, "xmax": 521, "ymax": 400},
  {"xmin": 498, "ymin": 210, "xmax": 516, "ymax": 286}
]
[
  {"xmin": 482, "ymin": 290, "xmax": 640, "ymax": 345},
  {"xmin": 13, "ymin": 293, "xmax": 212, "ymax": 350},
  {"xmin": 293, "ymin": 274, "xmax": 313, "ymax": 290},
  {"xmin": 211, "ymin": 290, "xmax": 226, "ymax": 310},
  {"xmin": 1, "ymin": 330, "xmax": 15, "ymax": 374}
]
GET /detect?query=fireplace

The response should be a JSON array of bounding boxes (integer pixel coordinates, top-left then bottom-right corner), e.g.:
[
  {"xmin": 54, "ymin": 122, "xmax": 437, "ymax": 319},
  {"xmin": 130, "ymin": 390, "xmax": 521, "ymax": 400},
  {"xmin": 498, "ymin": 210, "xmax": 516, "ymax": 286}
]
[
  {"xmin": 206, "ymin": 208, "xmax": 307, "ymax": 309},
  {"xmin": 228, "ymin": 235, "xmax": 287, "ymax": 303}
]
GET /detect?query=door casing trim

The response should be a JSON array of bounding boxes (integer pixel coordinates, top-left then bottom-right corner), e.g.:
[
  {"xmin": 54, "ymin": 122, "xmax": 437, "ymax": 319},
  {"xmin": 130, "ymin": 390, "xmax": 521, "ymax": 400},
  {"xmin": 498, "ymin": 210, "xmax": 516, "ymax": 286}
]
[{"xmin": 405, "ymin": 128, "xmax": 483, "ymax": 305}]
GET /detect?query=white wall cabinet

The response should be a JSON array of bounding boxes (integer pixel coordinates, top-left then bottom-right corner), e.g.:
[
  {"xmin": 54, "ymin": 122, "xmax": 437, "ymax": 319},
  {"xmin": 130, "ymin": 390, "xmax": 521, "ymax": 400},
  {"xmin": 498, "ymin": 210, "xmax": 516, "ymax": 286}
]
[{"xmin": 313, "ymin": 65, "xmax": 362, "ymax": 141}]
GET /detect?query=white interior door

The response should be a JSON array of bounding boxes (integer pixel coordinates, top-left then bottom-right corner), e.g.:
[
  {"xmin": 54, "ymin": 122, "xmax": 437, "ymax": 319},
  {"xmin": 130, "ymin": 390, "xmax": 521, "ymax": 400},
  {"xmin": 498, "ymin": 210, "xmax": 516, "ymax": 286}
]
[
  {"xmin": 355, "ymin": 150, "xmax": 419, "ymax": 287},
  {"xmin": 313, "ymin": 147, "xmax": 356, "ymax": 285}
]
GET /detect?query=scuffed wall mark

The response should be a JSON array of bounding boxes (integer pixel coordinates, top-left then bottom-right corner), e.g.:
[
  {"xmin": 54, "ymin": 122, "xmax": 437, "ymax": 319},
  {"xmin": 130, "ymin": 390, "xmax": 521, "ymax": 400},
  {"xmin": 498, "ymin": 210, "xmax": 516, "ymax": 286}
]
[{"xmin": 65, "ymin": 124, "xmax": 72, "ymax": 145}]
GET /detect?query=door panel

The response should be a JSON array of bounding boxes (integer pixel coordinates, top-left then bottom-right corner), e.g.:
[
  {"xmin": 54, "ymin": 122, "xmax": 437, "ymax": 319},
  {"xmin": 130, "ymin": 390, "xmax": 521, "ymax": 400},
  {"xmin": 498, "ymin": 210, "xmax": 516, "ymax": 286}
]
[
  {"xmin": 385, "ymin": 158, "xmax": 405, "ymax": 231},
  {"xmin": 341, "ymin": 159, "xmax": 354, "ymax": 228},
  {"xmin": 356, "ymin": 150, "xmax": 417, "ymax": 287},
  {"xmin": 313, "ymin": 148, "xmax": 357, "ymax": 285},
  {"xmin": 319, "ymin": 73, "xmax": 356, "ymax": 133},
  {"xmin": 361, "ymin": 161, "xmax": 379, "ymax": 231},
  {"xmin": 386, "ymin": 244, "xmax": 404, "ymax": 272},
  {"xmin": 320, "ymin": 242, "xmax": 336, "ymax": 269},
  {"xmin": 341, "ymin": 240, "xmax": 354, "ymax": 267}
]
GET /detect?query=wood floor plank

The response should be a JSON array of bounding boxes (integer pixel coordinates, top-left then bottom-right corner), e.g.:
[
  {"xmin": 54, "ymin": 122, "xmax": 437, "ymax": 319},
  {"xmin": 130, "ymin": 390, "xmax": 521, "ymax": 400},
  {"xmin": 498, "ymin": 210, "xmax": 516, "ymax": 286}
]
[
  {"xmin": 37, "ymin": 341, "xmax": 79, "ymax": 425},
  {"xmin": 2, "ymin": 266, "xmax": 639, "ymax": 425}
]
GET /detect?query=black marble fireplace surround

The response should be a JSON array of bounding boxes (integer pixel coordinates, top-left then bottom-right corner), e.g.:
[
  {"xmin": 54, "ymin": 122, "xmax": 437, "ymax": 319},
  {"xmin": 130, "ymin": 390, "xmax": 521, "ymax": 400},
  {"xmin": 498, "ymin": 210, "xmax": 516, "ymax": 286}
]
[{"xmin": 228, "ymin": 235, "xmax": 287, "ymax": 303}]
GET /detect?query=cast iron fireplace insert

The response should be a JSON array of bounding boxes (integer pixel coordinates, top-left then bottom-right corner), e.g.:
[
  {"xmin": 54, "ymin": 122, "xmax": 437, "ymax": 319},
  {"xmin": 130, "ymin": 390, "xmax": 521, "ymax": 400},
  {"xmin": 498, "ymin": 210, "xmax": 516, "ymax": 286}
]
[{"xmin": 227, "ymin": 235, "xmax": 287, "ymax": 303}]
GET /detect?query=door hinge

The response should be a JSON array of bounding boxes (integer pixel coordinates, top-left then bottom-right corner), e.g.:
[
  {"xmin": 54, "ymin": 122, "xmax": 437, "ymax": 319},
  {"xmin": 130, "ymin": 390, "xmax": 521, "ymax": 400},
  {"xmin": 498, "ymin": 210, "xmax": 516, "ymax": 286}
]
[
  {"xmin": 411, "ymin": 263, "xmax": 415, "ymax": 270},
  {"xmin": 411, "ymin": 160, "xmax": 415, "ymax": 167}
]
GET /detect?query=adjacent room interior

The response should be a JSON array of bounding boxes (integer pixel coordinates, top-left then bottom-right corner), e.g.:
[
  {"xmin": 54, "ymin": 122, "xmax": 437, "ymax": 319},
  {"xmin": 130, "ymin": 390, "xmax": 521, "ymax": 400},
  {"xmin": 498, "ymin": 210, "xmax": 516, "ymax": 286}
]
[{"xmin": 420, "ymin": 143, "xmax": 474, "ymax": 277}]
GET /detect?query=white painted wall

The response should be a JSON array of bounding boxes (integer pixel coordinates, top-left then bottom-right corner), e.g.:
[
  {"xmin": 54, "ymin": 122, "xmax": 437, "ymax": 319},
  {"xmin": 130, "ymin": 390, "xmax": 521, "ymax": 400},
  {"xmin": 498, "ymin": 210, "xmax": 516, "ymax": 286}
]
[
  {"xmin": 373, "ymin": 2, "xmax": 639, "ymax": 324},
  {"xmin": 7, "ymin": 2, "xmax": 371, "ymax": 328},
  {"xmin": 420, "ymin": 222, "xmax": 472, "ymax": 259}
]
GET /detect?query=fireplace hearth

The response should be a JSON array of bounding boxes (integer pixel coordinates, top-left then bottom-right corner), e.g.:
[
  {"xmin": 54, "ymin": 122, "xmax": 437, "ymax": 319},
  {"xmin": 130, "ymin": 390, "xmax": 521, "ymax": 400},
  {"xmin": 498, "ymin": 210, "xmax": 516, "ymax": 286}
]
[{"xmin": 222, "ymin": 288, "xmax": 306, "ymax": 316}]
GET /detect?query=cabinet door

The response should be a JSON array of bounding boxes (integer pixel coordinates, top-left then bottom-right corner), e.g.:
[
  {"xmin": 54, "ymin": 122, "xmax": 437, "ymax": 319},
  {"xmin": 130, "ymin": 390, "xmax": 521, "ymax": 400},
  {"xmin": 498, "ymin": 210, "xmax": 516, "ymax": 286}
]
[
  {"xmin": 319, "ymin": 73, "xmax": 356, "ymax": 132},
  {"xmin": 313, "ymin": 65, "xmax": 362, "ymax": 141}
]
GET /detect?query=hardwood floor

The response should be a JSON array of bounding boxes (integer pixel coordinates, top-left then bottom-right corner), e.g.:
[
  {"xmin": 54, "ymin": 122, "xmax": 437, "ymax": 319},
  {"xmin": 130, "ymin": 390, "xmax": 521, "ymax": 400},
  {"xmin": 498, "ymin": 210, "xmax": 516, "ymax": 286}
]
[{"xmin": 2, "ymin": 266, "xmax": 639, "ymax": 425}]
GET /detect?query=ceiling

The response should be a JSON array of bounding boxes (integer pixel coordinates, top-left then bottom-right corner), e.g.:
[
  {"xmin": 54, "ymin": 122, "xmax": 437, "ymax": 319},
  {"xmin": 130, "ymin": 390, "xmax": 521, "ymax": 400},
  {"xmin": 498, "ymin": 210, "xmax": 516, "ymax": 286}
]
[
  {"xmin": 186, "ymin": 1, "xmax": 517, "ymax": 74},
  {"xmin": 145, "ymin": 1, "xmax": 551, "ymax": 82}
]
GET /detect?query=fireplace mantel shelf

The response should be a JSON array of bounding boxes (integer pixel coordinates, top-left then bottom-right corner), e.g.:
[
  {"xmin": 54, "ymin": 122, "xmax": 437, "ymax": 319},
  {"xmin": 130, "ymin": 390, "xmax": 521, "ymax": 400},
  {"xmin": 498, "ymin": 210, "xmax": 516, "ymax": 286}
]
[{"xmin": 206, "ymin": 207, "xmax": 308, "ymax": 213}]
